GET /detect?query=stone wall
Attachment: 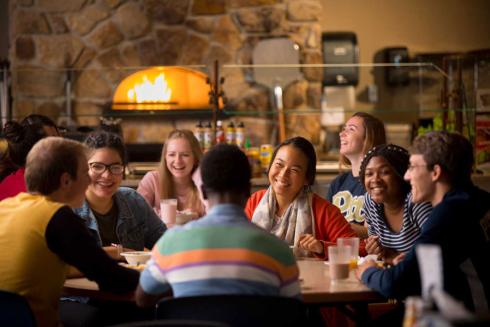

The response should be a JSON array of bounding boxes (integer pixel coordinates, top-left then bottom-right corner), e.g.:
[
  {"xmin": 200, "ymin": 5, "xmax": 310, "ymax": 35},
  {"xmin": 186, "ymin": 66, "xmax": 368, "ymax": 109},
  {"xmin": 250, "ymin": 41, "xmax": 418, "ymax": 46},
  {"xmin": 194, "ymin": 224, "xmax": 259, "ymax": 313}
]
[{"xmin": 9, "ymin": 0, "xmax": 323, "ymax": 144}]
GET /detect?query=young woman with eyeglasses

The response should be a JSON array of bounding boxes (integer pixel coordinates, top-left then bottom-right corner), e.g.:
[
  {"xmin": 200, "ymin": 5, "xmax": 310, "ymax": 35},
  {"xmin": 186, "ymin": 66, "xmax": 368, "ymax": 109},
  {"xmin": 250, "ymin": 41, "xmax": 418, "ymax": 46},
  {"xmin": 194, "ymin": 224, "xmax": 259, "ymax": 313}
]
[{"xmin": 74, "ymin": 131, "xmax": 166, "ymax": 259}]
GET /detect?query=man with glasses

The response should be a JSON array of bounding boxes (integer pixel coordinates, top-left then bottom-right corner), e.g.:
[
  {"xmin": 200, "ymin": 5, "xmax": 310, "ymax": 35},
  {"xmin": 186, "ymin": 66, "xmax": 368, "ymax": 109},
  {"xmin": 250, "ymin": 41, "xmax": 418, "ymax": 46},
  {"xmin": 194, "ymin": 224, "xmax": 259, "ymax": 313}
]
[{"xmin": 357, "ymin": 131, "xmax": 490, "ymax": 318}]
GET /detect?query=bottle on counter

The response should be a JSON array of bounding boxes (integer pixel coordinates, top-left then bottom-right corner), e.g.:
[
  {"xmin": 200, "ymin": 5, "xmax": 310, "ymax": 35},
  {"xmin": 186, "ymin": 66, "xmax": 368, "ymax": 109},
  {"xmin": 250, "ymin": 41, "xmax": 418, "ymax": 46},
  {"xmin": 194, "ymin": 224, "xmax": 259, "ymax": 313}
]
[
  {"xmin": 259, "ymin": 144, "xmax": 273, "ymax": 169},
  {"xmin": 225, "ymin": 121, "xmax": 235, "ymax": 145},
  {"xmin": 235, "ymin": 121, "xmax": 245, "ymax": 149},
  {"xmin": 194, "ymin": 121, "xmax": 204, "ymax": 150},
  {"xmin": 215, "ymin": 120, "xmax": 225, "ymax": 144},
  {"xmin": 203, "ymin": 121, "xmax": 213, "ymax": 151},
  {"xmin": 244, "ymin": 137, "xmax": 262, "ymax": 178}
]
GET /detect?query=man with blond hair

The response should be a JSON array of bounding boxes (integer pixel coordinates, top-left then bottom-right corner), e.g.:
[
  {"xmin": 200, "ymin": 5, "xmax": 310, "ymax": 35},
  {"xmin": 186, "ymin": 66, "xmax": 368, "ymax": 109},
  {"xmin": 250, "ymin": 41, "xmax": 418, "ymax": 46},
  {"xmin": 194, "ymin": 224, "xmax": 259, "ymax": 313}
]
[{"xmin": 0, "ymin": 137, "xmax": 139, "ymax": 327}]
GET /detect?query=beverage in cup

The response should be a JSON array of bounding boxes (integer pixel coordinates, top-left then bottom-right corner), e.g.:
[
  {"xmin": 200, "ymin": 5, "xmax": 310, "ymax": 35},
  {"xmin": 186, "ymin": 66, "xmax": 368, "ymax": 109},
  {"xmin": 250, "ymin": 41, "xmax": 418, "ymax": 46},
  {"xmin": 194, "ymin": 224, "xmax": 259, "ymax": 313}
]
[
  {"xmin": 337, "ymin": 237, "xmax": 359, "ymax": 270},
  {"xmin": 160, "ymin": 199, "xmax": 177, "ymax": 226},
  {"xmin": 175, "ymin": 211, "xmax": 197, "ymax": 225},
  {"xmin": 328, "ymin": 245, "xmax": 351, "ymax": 281}
]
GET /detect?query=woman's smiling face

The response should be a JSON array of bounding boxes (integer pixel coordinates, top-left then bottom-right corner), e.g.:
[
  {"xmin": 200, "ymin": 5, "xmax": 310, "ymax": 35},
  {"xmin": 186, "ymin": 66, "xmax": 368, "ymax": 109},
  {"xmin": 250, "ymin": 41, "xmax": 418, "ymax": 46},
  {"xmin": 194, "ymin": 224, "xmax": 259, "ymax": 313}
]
[
  {"xmin": 363, "ymin": 156, "xmax": 404, "ymax": 204},
  {"xmin": 86, "ymin": 147, "xmax": 123, "ymax": 200},
  {"xmin": 339, "ymin": 116, "xmax": 366, "ymax": 159},
  {"xmin": 268, "ymin": 145, "xmax": 308, "ymax": 202},
  {"xmin": 165, "ymin": 137, "xmax": 195, "ymax": 180}
]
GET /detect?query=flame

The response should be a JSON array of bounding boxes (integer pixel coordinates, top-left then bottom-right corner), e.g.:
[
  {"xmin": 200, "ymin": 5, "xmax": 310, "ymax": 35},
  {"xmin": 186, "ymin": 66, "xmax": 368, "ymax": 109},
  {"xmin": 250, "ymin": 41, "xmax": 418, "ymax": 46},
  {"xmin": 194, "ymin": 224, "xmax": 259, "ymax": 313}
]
[{"xmin": 127, "ymin": 73, "xmax": 172, "ymax": 103}]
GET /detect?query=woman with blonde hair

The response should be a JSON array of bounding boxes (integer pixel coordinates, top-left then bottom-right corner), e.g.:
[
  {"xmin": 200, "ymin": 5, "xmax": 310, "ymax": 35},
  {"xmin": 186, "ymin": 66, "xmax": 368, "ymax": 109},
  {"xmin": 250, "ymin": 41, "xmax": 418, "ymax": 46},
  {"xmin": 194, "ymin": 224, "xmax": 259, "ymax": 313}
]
[
  {"xmin": 326, "ymin": 112, "xmax": 386, "ymax": 238},
  {"xmin": 137, "ymin": 129, "xmax": 205, "ymax": 225}
]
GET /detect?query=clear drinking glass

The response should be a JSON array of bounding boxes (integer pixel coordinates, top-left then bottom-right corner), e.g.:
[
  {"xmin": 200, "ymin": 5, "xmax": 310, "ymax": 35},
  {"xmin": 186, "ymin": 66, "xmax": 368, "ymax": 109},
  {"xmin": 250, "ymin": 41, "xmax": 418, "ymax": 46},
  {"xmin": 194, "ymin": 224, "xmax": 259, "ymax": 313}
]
[{"xmin": 160, "ymin": 199, "xmax": 177, "ymax": 226}]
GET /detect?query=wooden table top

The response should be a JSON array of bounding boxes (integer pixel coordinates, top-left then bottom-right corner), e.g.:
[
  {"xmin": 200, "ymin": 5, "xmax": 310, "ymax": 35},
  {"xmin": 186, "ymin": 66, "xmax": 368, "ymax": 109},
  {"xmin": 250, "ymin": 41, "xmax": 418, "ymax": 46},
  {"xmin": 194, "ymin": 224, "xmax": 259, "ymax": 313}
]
[
  {"xmin": 63, "ymin": 259, "xmax": 384, "ymax": 305},
  {"xmin": 297, "ymin": 259, "xmax": 384, "ymax": 304}
]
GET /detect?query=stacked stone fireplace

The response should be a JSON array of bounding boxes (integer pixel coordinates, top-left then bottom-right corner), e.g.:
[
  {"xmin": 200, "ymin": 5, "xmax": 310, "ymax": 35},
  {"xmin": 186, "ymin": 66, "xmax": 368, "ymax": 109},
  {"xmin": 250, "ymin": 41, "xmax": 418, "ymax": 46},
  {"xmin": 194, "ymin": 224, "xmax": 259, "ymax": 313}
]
[{"xmin": 9, "ymin": 0, "xmax": 323, "ymax": 145}]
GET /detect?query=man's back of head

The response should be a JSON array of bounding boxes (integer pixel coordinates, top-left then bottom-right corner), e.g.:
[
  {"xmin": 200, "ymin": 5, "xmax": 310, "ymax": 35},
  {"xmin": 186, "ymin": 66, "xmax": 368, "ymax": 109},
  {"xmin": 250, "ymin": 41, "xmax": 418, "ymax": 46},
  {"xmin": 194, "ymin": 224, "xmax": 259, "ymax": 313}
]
[
  {"xmin": 25, "ymin": 137, "xmax": 88, "ymax": 201},
  {"xmin": 200, "ymin": 144, "xmax": 251, "ymax": 206}
]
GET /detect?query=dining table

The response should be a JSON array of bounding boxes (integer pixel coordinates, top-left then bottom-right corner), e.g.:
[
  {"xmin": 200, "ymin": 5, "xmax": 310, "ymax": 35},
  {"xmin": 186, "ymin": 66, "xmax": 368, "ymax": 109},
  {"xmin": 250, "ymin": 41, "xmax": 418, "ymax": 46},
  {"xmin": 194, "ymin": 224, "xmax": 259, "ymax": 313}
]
[{"xmin": 63, "ymin": 258, "xmax": 386, "ymax": 323}]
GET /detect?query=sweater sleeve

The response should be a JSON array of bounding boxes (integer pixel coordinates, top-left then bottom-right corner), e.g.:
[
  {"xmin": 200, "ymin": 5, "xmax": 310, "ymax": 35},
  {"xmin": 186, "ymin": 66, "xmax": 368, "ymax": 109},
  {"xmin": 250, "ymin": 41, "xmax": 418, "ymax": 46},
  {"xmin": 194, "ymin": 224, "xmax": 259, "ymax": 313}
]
[
  {"xmin": 361, "ymin": 246, "xmax": 420, "ymax": 298},
  {"xmin": 46, "ymin": 207, "xmax": 139, "ymax": 293},
  {"xmin": 245, "ymin": 190, "xmax": 266, "ymax": 220},
  {"xmin": 312, "ymin": 194, "xmax": 362, "ymax": 259}
]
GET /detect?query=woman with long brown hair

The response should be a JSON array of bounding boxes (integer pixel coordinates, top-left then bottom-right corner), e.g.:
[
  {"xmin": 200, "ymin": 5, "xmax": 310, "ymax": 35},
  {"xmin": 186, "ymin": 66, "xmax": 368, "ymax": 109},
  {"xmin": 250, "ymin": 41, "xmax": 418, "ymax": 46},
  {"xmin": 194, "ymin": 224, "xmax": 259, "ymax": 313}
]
[
  {"xmin": 137, "ymin": 129, "xmax": 205, "ymax": 225},
  {"xmin": 326, "ymin": 112, "xmax": 386, "ymax": 238}
]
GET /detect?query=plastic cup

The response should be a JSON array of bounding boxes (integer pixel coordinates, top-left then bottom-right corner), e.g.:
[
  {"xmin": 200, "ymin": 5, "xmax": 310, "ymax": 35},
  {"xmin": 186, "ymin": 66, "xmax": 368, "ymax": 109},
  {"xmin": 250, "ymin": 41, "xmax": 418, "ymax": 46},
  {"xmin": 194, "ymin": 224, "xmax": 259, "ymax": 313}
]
[
  {"xmin": 160, "ymin": 199, "xmax": 177, "ymax": 226},
  {"xmin": 328, "ymin": 245, "xmax": 351, "ymax": 281},
  {"xmin": 337, "ymin": 237, "xmax": 360, "ymax": 270}
]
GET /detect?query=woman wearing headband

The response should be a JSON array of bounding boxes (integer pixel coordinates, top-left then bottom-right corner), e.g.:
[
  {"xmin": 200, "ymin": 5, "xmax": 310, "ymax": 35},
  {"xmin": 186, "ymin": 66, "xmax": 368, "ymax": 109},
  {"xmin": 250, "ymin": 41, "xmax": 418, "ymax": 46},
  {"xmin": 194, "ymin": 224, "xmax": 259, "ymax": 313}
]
[{"xmin": 359, "ymin": 144, "xmax": 432, "ymax": 262}]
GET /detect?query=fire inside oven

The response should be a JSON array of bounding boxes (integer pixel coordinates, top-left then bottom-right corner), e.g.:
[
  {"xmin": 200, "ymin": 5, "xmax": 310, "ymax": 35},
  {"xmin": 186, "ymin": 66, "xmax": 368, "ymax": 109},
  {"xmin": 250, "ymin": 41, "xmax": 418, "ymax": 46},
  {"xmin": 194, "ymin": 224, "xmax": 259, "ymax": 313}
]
[{"xmin": 112, "ymin": 66, "xmax": 212, "ymax": 111}]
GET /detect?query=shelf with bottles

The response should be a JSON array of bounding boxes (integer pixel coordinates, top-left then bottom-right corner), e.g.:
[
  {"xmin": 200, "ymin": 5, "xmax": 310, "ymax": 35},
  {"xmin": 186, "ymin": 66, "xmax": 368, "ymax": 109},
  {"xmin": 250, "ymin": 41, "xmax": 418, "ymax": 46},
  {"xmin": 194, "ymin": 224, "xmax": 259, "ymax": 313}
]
[{"xmin": 0, "ymin": 62, "xmax": 472, "ymax": 152}]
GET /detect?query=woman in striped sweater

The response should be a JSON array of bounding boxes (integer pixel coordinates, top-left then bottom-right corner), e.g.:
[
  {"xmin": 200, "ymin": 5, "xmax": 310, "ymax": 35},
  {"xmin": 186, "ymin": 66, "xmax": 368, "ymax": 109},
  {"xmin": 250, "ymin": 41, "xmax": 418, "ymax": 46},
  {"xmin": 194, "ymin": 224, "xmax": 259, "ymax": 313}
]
[{"xmin": 360, "ymin": 144, "xmax": 432, "ymax": 263}]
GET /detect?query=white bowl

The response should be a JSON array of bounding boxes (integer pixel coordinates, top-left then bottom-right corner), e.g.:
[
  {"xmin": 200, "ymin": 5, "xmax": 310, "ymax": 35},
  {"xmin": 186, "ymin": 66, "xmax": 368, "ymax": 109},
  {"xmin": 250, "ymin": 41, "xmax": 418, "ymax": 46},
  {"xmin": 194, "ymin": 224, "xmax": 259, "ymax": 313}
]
[{"xmin": 120, "ymin": 251, "xmax": 151, "ymax": 266}]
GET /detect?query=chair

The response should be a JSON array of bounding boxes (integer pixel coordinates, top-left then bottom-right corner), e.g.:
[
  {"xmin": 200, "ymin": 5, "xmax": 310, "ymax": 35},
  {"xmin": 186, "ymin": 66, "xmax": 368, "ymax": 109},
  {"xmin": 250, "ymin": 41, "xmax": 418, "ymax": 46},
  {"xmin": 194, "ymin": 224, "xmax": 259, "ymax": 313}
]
[
  {"xmin": 110, "ymin": 320, "xmax": 229, "ymax": 327},
  {"xmin": 155, "ymin": 295, "xmax": 306, "ymax": 327},
  {"xmin": 0, "ymin": 290, "xmax": 36, "ymax": 326}
]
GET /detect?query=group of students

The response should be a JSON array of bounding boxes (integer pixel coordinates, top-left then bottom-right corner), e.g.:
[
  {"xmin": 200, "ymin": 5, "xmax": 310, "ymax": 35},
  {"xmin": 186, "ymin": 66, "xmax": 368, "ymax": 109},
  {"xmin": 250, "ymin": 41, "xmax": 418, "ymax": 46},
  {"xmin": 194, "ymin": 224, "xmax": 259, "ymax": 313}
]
[{"xmin": 0, "ymin": 112, "xmax": 489, "ymax": 326}]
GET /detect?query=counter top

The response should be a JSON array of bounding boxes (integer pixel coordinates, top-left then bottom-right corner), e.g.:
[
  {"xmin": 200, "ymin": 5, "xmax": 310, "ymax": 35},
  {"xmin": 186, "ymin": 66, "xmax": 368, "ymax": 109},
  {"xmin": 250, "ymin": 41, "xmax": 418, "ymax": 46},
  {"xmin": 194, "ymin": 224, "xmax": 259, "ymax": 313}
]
[{"xmin": 122, "ymin": 173, "xmax": 490, "ymax": 195}]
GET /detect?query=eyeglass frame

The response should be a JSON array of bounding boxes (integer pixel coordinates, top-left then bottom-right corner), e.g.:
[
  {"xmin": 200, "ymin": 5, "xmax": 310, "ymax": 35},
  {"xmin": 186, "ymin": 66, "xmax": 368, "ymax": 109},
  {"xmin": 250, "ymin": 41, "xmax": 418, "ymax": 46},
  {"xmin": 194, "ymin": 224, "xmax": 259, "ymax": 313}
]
[
  {"xmin": 406, "ymin": 164, "xmax": 429, "ymax": 172},
  {"xmin": 89, "ymin": 162, "xmax": 125, "ymax": 175}
]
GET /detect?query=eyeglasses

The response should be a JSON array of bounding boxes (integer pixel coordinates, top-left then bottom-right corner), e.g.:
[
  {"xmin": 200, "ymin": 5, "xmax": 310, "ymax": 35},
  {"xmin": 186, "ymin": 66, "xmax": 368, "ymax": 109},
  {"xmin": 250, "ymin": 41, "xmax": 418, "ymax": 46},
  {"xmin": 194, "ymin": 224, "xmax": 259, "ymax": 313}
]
[
  {"xmin": 89, "ymin": 162, "xmax": 125, "ymax": 175},
  {"xmin": 407, "ymin": 164, "xmax": 428, "ymax": 171}
]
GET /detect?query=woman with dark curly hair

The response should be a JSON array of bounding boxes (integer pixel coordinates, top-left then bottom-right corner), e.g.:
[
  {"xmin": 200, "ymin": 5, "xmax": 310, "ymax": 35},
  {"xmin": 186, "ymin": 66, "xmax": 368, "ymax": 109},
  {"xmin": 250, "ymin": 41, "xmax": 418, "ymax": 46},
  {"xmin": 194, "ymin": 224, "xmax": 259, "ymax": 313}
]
[
  {"xmin": 0, "ymin": 120, "xmax": 49, "ymax": 200},
  {"xmin": 74, "ymin": 131, "xmax": 166, "ymax": 259},
  {"xmin": 360, "ymin": 144, "xmax": 432, "ymax": 263}
]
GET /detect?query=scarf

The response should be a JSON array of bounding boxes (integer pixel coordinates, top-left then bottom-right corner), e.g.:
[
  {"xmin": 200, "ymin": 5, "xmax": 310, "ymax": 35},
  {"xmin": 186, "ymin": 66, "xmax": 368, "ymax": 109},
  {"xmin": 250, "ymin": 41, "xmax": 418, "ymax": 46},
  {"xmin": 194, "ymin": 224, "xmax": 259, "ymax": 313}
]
[{"xmin": 251, "ymin": 186, "xmax": 315, "ymax": 249}]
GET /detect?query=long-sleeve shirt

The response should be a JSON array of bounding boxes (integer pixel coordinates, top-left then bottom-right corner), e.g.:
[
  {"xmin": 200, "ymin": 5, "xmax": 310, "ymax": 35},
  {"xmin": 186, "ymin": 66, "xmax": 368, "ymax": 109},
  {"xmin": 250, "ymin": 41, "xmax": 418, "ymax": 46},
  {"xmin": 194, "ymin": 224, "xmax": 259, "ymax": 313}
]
[
  {"xmin": 0, "ymin": 193, "xmax": 139, "ymax": 327},
  {"xmin": 139, "ymin": 204, "xmax": 301, "ymax": 299},
  {"xmin": 361, "ymin": 186, "xmax": 490, "ymax": 312},
  {"xmin": 245, "ymin": 189, "xmax": 364, "ymax": 259}
]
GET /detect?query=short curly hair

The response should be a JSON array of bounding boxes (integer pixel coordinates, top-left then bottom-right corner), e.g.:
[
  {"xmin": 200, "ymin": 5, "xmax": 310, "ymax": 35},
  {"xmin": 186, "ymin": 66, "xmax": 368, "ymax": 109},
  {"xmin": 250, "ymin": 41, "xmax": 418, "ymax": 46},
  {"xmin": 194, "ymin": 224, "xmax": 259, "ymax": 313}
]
[
  {"xmin": 359, "ymin": 144, "xmax": 411, "ymax": 196},
  {"xmin": 84, "ymin": 131, "xmax": 127, "ymax": 165},
  {"xmin": 200, "ymin": 144, "xmax": 251, "ymax": 194},
  {"xmin": 411, "ymin": 131, "xmax": 473, "ymax": 187}
]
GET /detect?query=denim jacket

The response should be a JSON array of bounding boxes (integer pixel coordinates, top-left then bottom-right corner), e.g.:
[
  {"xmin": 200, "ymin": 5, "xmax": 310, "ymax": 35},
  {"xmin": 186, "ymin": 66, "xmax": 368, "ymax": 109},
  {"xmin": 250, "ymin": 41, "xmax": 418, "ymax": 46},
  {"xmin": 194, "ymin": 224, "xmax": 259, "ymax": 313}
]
[{"xmin": 74, "ymin": 187, "xmax": 166, "ymax": 250}]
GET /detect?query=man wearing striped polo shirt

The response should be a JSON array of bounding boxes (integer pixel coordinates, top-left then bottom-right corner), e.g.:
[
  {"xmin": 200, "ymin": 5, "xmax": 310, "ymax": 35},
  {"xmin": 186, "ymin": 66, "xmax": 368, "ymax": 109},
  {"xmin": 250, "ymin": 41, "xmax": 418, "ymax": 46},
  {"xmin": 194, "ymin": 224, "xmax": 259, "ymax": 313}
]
[{"xmin": 135, "ymin": 144, "xmax": 301, "ymax": 307}]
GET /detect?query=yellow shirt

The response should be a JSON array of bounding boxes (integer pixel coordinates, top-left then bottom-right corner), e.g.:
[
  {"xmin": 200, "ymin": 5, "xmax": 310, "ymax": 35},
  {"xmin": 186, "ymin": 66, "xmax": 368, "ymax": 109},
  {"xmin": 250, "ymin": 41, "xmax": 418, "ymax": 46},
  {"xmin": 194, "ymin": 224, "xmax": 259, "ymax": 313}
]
[{"xmin": 0, "ymin": 193, "xmax": 67, "ymax": 327}]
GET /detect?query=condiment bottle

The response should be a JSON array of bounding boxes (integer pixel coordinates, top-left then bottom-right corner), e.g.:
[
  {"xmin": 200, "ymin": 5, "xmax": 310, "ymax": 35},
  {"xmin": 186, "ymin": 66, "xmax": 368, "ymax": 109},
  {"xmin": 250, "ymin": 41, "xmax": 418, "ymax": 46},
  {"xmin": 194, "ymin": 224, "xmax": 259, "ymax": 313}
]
[
  {"xmin": 235, "ymin": 122, "xmax": 245, "ymax": 149},
  {"xmin": 194, "ymin": 121, "xmax": 204, "ymax": 150},
  {"xmin": 215, "ymin": 120, "xmax": 225, "ymax": 144},
  {"xmin": 225, "ymin": 122, "xmax": 235, "ymax": 145},
  {"xmin": 203, "ymin": 121, "xmax": 213, "ymax": 151}
]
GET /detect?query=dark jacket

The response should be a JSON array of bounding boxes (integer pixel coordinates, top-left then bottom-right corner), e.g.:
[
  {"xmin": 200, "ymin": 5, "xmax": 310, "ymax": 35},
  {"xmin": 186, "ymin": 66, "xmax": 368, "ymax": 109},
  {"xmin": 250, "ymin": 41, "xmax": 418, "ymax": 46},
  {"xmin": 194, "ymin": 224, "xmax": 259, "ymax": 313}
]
[{"xmin": 362, "ymin": 185, "xmax": 490, "ymax": 312}]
